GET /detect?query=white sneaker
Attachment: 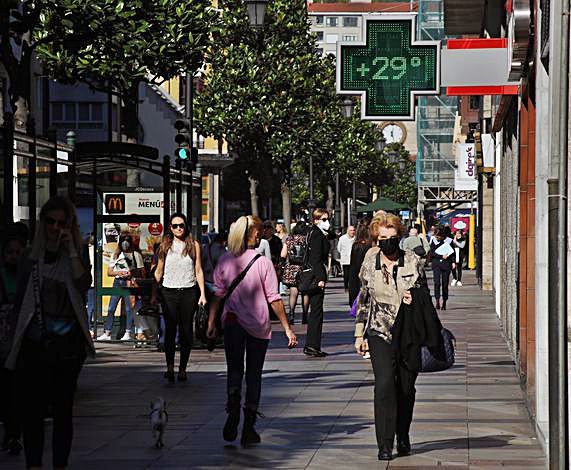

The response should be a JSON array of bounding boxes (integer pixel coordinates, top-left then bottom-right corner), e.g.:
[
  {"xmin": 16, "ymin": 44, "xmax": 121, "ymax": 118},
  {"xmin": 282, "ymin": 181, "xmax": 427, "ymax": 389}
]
[
  {"xmin": 120, "ymin": 331, "xmax": 132, "ymax": 341},
  {"xmin": 363, "ymin": 352, "xmax": 371, "ymax": 360},
  {"xmin": 451, "ymin": 280, "xmax": 457, "ymax": 286},
  {"xmin": 457, "ymin": 281, "xmax": 463, "ymax": 287},
  {"xmin": 97, "ymin": 332, "xmax": 112, "ymax": 341}
]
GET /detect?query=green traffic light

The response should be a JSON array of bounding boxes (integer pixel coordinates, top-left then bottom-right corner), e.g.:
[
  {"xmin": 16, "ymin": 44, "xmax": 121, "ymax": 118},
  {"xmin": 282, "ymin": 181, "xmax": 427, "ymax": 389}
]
[{"xmin": 176, "ymin": 148, "xmax": 190, "ymax": 160}]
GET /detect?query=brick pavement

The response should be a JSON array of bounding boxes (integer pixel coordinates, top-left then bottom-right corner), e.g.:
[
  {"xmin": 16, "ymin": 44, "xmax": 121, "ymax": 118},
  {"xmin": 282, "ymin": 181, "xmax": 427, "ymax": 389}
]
[{"xmin": 0, "ymin": 272, "xmax": 546, "ymax": 469}]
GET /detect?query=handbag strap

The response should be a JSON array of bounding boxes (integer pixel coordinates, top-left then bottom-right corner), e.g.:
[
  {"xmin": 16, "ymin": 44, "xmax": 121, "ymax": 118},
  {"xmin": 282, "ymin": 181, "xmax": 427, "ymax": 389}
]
[
  {"xmin": 301, "ymin": 228, "xmax": 314, "ymax": 268},
  {"xmin": 222, "ymin": 254, "xmax": 262, "ymax": 303},
  {"xmin": 31, "ymin": 262, "xmax": 44, "ymax": 333}
]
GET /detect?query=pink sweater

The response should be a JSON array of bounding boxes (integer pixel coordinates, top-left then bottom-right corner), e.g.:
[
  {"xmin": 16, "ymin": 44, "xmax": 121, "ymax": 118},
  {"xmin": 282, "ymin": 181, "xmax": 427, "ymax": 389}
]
[{"xmin": 214, "ymin": 249, "xmax": 282, "ymax": 339}]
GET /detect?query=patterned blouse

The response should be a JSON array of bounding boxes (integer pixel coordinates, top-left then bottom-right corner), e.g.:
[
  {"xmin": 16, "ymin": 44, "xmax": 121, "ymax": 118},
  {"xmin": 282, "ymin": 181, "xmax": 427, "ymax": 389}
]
[{"xmin": 354, "ymin": 247, "xmax": 426, "ymax": 343}]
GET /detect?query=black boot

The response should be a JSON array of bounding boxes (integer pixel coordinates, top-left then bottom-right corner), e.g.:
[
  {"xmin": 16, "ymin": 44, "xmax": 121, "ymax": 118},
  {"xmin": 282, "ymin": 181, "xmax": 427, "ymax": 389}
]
[
  {"xmin": 435, "ymin": 299, "xmax": 441, "ymax": 310},
  {"xmin": 241, "ymin": 407, "xmax": 262, "ymax": 446},
  {"xmin": 397, "ymin": 435, "xmax": 411, "ymax": 456},
  {"xmin": 442, "ymin": 299, "xmax": 447, "ymax": 311},
  {"xmin": 223, "ymin": 392, "xmax": 241, "ymax": 442}
]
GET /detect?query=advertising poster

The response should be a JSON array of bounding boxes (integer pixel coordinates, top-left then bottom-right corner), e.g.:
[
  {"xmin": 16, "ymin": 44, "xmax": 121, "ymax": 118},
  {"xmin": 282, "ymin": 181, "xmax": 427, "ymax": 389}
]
[
  {"xmin": 455, "ymin": 143, "xmax": 478, "ymax": 191},
  {"xmin": 100, "ymin": 192, "xmax": 170, "ymax": 315}
]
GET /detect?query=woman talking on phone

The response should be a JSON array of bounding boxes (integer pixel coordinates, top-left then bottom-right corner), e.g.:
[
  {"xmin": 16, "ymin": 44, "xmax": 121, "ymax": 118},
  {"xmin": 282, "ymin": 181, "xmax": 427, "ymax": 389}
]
[
  {"xmin": 6, "ymin": 196, "xmax": 94, "ymax": 469},
  {"xmin": 154, "ymin": 213, "xmax": 207, "ymax": 383},
  {"xmin": 207, "ymin": 215, "xmax": 297, "ymax": 447}
]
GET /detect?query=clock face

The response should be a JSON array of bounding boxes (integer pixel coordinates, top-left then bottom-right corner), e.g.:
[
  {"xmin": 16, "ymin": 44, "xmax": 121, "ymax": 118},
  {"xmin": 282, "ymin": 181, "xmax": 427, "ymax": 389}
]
[{"xmin": 381, "ymin": 123, "xmax": 406, "ymax": 144}]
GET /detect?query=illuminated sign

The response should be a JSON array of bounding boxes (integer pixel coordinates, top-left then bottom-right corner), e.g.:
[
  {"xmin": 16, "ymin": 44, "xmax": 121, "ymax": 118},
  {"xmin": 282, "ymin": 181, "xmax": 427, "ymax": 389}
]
[{"xmin": 337, "ymin": 15, "xmax": 440, "ymax": 120}]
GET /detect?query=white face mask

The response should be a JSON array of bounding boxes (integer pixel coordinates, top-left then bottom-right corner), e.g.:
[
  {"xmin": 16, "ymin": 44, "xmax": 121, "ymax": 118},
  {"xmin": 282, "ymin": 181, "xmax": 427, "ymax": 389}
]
[{"xmin": 318, "ymin": 220, "xmax": 330, "ymax": 232}]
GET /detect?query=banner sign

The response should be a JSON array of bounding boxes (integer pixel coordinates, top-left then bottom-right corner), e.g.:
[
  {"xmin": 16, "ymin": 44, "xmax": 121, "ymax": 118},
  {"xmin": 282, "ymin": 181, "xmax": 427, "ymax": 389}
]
[
  {"xmin": 337, "ymin": 14, "xmax": 440, "ymax": 120},
  {"xmin": 455, "ymin": 143, "xmax": 478, "ymax": 191}
]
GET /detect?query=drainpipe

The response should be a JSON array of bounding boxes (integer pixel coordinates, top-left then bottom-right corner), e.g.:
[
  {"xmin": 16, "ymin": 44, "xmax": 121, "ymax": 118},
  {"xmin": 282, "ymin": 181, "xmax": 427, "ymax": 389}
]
[{"xmin": 547, "ymin": 0, "xmax": 569, "ymax": 466}]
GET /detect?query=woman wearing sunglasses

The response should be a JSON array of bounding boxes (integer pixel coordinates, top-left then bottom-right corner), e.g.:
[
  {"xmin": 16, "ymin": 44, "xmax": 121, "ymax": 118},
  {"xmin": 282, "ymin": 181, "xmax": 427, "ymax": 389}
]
[
  {"xmin": 5, "ymin": 196, "xmax": 94, "ymax": 469},
  {"xmin": 154, "ymin": 213, "xmax": 207, "ymax": 383},
  {"xmin": 97, "ymin": 232, "xmax": 145, "ymax": 341}
]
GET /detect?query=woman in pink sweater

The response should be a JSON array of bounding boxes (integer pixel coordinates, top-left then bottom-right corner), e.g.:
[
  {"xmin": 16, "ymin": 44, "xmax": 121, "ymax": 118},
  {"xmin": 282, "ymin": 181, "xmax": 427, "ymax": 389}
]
[{"xmin": 207, "ymin": 215, "xmax": 297, "ymax": 447}]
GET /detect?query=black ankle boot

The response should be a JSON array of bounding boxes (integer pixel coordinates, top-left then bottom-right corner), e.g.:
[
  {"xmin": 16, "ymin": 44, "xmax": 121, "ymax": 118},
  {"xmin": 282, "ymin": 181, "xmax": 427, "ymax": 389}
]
[
  {"xmin": 377, "ymin": 444, "xmax": 393, "ymax": 461},
  {"xmin": 241, "ymin": 407, "xmax": 262, "ymax": 446},
  {"xmin": 223, "ymin": 392, "xmax": 241, "ymax": 442},
  {"xmin": 435, "ymin": 299, "xmax": 441, "ymax": 310},
  {"xmin": 442, "ymin": 300, "xmax": 447, "ymax": 311},
  {"xmin": 397, "ymin": 436, "xmax": 411, "ymax": 456}
]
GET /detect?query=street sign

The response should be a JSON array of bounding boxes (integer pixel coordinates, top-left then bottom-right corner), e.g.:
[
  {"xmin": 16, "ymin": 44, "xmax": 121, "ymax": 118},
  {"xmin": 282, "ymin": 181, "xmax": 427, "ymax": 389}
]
[{"xmin": 337, "ymin": 14, "xmax": 440, "ymax": 121}]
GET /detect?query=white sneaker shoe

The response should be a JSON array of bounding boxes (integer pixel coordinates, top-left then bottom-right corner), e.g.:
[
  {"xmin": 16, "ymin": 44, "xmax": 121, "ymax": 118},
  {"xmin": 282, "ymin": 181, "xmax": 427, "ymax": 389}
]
[
  {"xmin": 120, "ymin": 331, "xmax": 132, "ymax": 341},
  {"xmin": 457, "ymin": 281, "xmax": 463, "ymax": 287},
  {"xmin": 363, "ymin": 352, "xmax": 371, "ymax": 360},
  {"xmin": 97, "ymin": 332, "xmax": 112, "ymax": 341},
  {"xmin": 451, "ymin": 280, "xmax": 457, "ymax": 286}
]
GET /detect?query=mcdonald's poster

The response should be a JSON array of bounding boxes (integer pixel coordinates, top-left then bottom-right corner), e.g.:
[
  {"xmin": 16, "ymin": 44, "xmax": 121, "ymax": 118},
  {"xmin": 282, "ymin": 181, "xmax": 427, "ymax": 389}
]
[{"xmin": 100, "ymin": 192, "xmax": 172, "ymax": 313}]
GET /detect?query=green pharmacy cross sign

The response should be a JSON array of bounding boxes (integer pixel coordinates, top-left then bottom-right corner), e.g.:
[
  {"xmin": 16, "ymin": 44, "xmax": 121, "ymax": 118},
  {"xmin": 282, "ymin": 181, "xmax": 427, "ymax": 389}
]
[{"xmin": 337, "ymin": 15, "xmax": 440, "ymax": 121}]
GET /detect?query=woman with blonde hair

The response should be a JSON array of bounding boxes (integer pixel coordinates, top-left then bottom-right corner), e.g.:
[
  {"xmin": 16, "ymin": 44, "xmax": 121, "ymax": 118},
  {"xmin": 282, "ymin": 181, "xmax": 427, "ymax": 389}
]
[
  {"xmin": 6, "ymin": 196, "xmax": 94, "ymax": 469},
  {"xmin": 207, "ymin": 215, "xmax": 297, "ymax": 447},
  {"xmin": 354, "ymin": 213, "xmax": 443, "ymax": 461}
]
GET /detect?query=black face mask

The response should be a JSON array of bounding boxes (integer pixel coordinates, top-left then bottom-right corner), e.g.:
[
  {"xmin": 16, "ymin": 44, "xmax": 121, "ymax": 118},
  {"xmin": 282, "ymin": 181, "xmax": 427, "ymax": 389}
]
[{"xmin": 378, "ymin": 237, "xmax": 400, "ymax": 256}]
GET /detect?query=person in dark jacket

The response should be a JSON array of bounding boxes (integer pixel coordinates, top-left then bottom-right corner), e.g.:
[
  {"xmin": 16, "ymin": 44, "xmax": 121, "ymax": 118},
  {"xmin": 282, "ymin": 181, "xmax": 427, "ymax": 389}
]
[
  {"xmin": 430, "ymin": 228, "xmax": 454, "ymax": 310},
  {"xmin": 354, "ymin": 213, "xmax": 437, "ymax": 461},
  {"xmin": 303, "ymin": 208, "xmax": 330, "ymax": 358},
  {"xmin": 348, "ymin": 224, "xmax": 371, "ymax": 307}
]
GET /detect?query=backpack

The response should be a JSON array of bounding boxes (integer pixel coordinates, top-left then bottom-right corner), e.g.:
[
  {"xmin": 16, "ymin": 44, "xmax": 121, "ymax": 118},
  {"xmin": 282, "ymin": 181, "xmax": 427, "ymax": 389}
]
[{"xmin": 288, "ymin": 236, "xmax": 307, "ymax": 265}]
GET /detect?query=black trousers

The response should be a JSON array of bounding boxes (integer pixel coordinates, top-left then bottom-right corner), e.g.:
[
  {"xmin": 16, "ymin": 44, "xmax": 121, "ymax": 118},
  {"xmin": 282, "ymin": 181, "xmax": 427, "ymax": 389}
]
[
  {"xmin": 452, "ymin": 256, "xmax": 464, "ymax": 282},
  {"xmin": 368, "ymin": 335, "xmax": 417, "ymax": 450},
  {"xmin": 161, "ymin": 286, "xmax": 199, "ymax": 370},
  {"xmin": 342, "ymin": 265, "xmax": 350, "ymax": 289},
  {"xmin": 432, "ymin": 265, "xmax": 451, "ymax": 300},
  {"xmin": 224, "ymin": 322, "xmax": 269, "ymax": 411},
  {"xmin": 0, "ymin": 367, "xmax": 21, "ymax": 445},
  {"xmin": 18, "ymin": 339, "xmax": 85, "ymax": 468},
  {"xmin": 305, "ymin": 289, "xmax": 325, "ymax": 350}
]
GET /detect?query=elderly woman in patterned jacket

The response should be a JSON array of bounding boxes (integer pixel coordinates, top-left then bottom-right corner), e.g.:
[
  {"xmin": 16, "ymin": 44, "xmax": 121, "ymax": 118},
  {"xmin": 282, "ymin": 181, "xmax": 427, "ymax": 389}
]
[{"xmin": 354, "ymin": 213, "xmax": 426, "ymax": 461}]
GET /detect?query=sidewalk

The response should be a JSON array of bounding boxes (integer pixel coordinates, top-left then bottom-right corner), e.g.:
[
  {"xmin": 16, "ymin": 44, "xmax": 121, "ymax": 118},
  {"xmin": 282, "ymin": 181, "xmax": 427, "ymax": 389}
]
[{"xmin": 0, "ymin": 272, "xmax": 546, "ymax": 469}]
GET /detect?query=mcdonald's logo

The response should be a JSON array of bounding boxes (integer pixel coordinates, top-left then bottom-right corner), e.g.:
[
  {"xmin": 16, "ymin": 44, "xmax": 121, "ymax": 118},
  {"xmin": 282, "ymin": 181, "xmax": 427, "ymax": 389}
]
[{"xmin": 105, "ymin": 194, "xmax": 125, "ymax": 214}]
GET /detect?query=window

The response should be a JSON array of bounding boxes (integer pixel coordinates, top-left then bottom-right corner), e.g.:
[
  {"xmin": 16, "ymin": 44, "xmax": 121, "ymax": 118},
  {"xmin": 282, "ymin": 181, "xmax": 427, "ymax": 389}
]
[
  {"xmin": 51, "ymin": 102, "xmax": 105, "ymax": 130},
  {"xmin": 342, "ymin": 35, "xmax": 357, "ymax": 41},
  {"xmin": 326, "ymin": 17, "xmax": 338, "ymax": 27},
  {"xmin": 316, "ymin": 31, "xmax": 324, "ymax": 41},
  {"xmin": 469, "ymin": 96, "xmax": 481, "ymax": 110},
  {"xmin": 343, "ymin": 17, "xmax": 358, "ymax": 28},
  {"xmin": 314, "ymin": 16, "xmax": 324, "ymax": 25}
]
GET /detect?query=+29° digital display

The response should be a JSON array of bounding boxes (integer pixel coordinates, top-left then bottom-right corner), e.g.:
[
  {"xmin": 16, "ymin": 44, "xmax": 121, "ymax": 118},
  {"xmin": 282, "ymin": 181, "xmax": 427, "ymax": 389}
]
[{"xmin": 338, "ymin": 17, "xmax": 440, "ymax": 120}]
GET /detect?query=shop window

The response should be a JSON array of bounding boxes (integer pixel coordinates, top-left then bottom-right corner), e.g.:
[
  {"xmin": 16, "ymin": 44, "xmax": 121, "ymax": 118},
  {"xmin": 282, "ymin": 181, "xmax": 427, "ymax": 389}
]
[
  {"xmin": 469, "ymin": 96, "xmax": 480, "ymax": 110},
  {"xmin": 51, "ymin": 102, "xmax": 105, "ymax": 130},
  {"xmin": 343, "ymin": 17, "xmax": 358, "ymax": 27},
  {"xmin": 316, "ymin": 31, "xmax": 324, "ymax": 41}
]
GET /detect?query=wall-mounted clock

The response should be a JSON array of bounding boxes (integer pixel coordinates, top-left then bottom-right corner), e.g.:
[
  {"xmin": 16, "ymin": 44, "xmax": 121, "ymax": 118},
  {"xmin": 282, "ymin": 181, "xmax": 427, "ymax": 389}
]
[{"xmin": 380, "ymin": 122, "xmax": 407, "ymax": 145}]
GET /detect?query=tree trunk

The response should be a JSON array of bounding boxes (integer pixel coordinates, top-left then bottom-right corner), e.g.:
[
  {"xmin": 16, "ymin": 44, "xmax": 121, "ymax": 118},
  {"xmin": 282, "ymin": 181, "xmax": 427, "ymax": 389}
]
[
  {"xmin": 249, "ymin": 176, "xmax": 259, "ymax": 216},
  {"xmin": 281, "ymin": 181, "xmax": 292, "ymax": 231},
  {"xmin": 123, "ymin": 84, "xmax": 139, "ymax": 142},
  {"xmin": 326, "ymin": 185, "xmax": 334, "ymax": 212},
  {"xmin": 340, "ymin": 199, "xmax": 346, "ymax": 228}
]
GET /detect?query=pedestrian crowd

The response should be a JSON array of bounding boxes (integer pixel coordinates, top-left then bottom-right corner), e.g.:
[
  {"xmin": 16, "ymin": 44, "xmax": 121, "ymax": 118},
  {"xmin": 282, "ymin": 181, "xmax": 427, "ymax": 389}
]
[{"xmin": 0, "ymin": 196, "xmax": 468, "ymax": 467}]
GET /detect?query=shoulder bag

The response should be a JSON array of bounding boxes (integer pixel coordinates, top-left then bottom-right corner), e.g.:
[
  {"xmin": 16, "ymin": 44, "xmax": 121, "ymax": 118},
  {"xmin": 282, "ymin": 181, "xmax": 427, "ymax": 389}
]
[
  {"xmin": 215, "ymin": 254, "xmax": 262, "ymax": 329},
  {"xmin": 420, "ymin": 328, "xmax": 456, "ymax": 373},
  {"xmin": 295, "ymin": 229, "xmax": 321, "ymax": 295}
]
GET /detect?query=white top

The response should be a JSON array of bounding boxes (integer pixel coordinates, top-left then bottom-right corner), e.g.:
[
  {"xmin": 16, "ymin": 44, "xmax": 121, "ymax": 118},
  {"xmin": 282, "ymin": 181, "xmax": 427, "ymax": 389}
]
[
  {"xmin": 255, "ymin": 238, "xmax": 272, "ymax": 260},
  {"xmin": 337, "ymin": 234, "xmax": 355, "ymax": 266},
  {"xmin": 112, "ymin": 251, "xmax": 144, "ymax": 273},
  {"xmin": 162, "ymin": 239, "xmax": 197, "ymax": 288}
]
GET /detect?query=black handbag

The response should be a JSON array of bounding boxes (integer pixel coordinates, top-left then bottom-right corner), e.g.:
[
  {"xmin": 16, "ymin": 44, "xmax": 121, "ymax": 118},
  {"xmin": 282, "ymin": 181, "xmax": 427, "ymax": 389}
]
[
  {"xmin": 420, "ymin": 328, "xmax": 456, "ymax": 373},
  {"xmin": 296, "ymin": 230, "xmax": 321, "ymax": 295}
]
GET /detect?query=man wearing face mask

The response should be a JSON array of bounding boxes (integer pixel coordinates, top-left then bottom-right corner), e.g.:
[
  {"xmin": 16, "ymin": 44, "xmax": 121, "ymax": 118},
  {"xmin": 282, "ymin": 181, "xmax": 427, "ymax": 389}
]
[{"xmin": 302, "ymin": 208, "xmax": 331, "ymax": 357}]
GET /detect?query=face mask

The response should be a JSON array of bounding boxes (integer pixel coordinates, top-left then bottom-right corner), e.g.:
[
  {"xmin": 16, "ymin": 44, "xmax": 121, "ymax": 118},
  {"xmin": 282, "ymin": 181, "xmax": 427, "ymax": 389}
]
[
  {"xmin": 318, "ymin": 220, "xmax": 330, "ymax": 232},
  {"xmin": 121, "ymin": 241, "xmax": 131, "ymax": 251},
  {"xmin": 378, "ymin": 237, "xmax": 400, "ymax": 256}
]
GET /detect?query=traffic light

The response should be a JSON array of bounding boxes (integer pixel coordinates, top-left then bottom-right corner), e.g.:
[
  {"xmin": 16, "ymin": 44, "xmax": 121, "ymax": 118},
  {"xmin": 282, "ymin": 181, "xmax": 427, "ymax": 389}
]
[{"xmin": 174, "ymin": 118, "xmax": 191, "ymax": 160}]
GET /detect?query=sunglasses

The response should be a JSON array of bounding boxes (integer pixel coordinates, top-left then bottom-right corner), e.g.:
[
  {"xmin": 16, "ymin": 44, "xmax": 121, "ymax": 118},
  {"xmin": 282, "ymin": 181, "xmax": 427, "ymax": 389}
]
[
  {"xmin": 320, "ymin": 217, "xmax": 329, "ymax": 222},
  {"xmin": 45, "ymin": 216, "xmax": 66, "ymax": 228},
  {"xmin": 171, "ymin": 223, "xmax": 185, "ymax": 230}
]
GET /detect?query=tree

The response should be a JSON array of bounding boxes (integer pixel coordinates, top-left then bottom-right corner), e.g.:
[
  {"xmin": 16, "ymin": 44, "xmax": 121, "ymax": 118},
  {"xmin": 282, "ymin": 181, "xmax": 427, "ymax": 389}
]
[
  {"xmin": 1, "ymin": 0, "xmax": 217, "ymax": 135},
  {"xmin": 195, "ymin": 0, "xmax": 338, "ymax": 224}
]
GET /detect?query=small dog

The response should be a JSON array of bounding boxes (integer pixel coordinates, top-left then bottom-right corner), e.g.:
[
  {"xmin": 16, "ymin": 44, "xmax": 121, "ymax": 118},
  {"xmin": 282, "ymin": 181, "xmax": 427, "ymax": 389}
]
[{"xmin": 150, "ymin": 397, "xmax": 168, "ymax": 449}]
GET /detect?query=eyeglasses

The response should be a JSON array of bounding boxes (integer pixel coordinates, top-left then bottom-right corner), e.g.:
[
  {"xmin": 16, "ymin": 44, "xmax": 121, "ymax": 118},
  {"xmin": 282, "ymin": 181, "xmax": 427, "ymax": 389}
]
[
  {"xmin": 45, "ymin": 216, "xmax": 66, "ymax": 228},
  {"xmin": 171, "ymin": 223, "xmax": 185, "ymax": 230},
  {"xmin": 320, "ymin": 217, "xmax": 329, "ymax": 222}
]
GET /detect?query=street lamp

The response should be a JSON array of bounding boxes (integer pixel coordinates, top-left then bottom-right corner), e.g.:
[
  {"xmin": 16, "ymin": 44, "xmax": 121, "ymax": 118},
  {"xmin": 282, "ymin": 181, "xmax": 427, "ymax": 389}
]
[
  {"xmin": 337, "ymin": 98, "xmax": 356, "ymax": 231},
  {"xmin": 245, "ymin": 0, "xmax": 269, "ymax": 28},
  {"xmin": 375, "ymin": 127, "xmax": 387, "ymax": 153}
]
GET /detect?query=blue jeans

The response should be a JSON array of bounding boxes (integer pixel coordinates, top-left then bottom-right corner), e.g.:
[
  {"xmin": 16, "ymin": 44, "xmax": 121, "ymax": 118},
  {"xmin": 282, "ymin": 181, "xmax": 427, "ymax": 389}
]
[
  {"xmin": 105, "ymin": 278, "xmax": 134, "ymax": 332},
  {"xmin": 86, "ymin": 288, "xmax": 94, "ymax": 328}
]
